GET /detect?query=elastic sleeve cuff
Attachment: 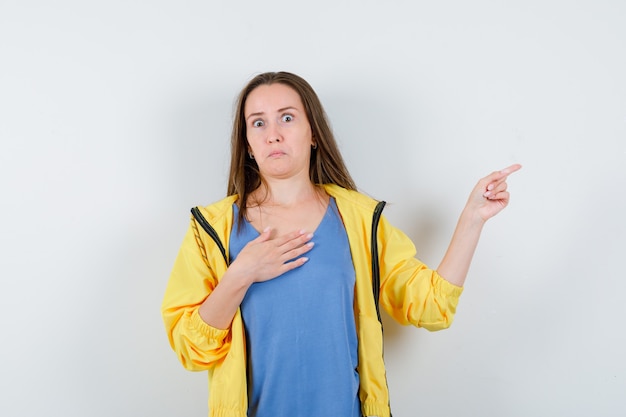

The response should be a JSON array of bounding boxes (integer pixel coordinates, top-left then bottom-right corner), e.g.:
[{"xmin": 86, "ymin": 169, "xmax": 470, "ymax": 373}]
[
  {"xmin": 362, "ymin": 401, "xmax": 390, "ymax": 417},
  {"xmin": 435, "ymin": 273, "xmax": 464, "ymax": 298},
  {"xmin": 190, "ymin": 308, "xmax": 230, "ymax": 341}
]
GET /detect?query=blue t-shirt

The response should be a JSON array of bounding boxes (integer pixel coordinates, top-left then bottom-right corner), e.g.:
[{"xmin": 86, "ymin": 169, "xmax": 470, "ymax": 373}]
[{"xmin": 229, "ymin": 198, "xmax": 361, "ymax": 417}]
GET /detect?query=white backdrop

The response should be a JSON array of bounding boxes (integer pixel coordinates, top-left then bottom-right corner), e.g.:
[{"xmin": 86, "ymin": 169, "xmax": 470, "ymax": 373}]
[{"xmin": 1, "ymin": 1, "xmax": 625, "ymax": 416}]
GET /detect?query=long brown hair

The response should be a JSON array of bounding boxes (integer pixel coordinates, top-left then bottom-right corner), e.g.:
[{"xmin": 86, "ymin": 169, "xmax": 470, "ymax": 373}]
[{"xmin": 227, "ymin": 71, "xmax": 356, "ymax": 225}]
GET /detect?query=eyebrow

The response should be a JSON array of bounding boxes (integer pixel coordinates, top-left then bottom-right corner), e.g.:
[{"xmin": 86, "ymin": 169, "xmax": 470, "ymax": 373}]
[{"xmin": 245, "ymin": 106, "xmax": 299, "ymax": 121}]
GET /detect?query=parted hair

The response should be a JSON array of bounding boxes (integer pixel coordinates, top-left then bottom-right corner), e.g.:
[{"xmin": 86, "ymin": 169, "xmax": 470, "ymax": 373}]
[{"xmin": 227, "ymin": 71, "xmax": 356, "ymax": 225}]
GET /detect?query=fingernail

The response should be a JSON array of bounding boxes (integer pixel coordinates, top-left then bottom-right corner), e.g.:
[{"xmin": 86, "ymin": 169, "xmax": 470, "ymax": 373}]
[{"xmin": 483, "ymin": 191, "xmax": 491, "ymax": 198}]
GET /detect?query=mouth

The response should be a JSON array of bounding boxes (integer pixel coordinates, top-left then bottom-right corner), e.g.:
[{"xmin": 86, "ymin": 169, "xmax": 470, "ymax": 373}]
[{"xmin": 268, "ymin": 150, "xmax": 286, "ymax": 158}]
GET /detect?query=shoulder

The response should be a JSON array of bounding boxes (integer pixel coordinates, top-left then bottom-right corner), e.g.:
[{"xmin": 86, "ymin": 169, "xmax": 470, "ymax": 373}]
[
  {"xmin": 194, "ymin": 195, "xmax": 238, "ymax": 225},
  {"xmin": 322, "ymin": 184, "xmax": 379, "ymax": 213}
]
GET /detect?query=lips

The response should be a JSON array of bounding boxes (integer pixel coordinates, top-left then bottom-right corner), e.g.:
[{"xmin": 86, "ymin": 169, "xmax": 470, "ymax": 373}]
[{"xmin": 268, "ymin": 150, "xmax": 286, "ymax": 158}]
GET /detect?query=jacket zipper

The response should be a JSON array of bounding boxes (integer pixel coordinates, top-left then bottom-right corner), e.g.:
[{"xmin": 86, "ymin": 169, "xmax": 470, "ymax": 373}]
[
  {"xmin": 191, "ymin": 207, "xmax": 229, "ymax": 265},
  {"xmin": 371, "ymin": 200, "xmax": 386, "ymax": 323}
]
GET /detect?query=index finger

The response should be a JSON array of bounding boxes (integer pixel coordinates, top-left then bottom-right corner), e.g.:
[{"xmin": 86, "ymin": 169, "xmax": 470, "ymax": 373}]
[
  {"xmin": 499, "ymin": 163, "xmax": 522, "ymax": 176},
  {"xmin": 271, "ymin": 229, "xmax": 313, "ymax": 247},
  {"xmin": 487, "ymin": 163, "xmax": 522, "ymax": 183}
]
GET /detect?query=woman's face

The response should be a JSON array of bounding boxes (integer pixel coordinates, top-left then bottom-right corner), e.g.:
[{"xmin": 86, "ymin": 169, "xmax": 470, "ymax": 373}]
[{"xmin": 244, "ymin": 83, "xmax": 314, "ymax": 182}]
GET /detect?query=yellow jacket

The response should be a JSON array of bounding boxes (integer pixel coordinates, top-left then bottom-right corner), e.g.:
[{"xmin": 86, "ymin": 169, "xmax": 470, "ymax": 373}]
[{"xmin": 162, "ymin": 184, "xmax": 463, "ymax": 417}]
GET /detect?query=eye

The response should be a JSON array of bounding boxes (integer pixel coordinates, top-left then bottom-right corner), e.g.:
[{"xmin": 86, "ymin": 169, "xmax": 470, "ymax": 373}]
[
  {"xmin": 281, "ymin": 114, "xmax": 294, "ymax": 123},
  {"xmin": 252, "ymin": 119, "xmax": 264, "ymax": 128}
]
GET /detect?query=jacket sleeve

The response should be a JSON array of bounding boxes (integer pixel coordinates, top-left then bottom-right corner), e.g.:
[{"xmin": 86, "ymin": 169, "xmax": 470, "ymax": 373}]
[
  {"xmin": 377, "ymin": 216, "xmax": 464, "ymax": 331},
  {"xmin": 161, "ymin": 221, "xmax": 232, "ymax": 371}
]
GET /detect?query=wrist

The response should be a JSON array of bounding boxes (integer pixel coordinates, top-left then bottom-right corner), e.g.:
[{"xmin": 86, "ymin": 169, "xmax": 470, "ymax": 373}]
[
  {"xmin": 222, "ymin": 264, "xmax": 255, "ymax": 291},
  {"xmin": 459, "ymin": 207, "xmax": 487, "ymax": 229}
]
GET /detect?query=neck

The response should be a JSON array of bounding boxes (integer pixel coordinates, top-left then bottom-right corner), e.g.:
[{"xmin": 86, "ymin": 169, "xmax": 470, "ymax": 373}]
[{"xmin": 253, "ymin": 177, "xmax": 320, "ymax": 208}]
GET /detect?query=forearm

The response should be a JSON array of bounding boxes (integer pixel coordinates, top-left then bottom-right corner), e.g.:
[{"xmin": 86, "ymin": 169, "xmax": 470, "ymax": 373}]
[
  {"xmin": 436, "ymin": 208, "xmax": 485, "ymax": 287},
  {"xmin": 198, "ymin": 269, "xmax": 252, "ymax": 330}
]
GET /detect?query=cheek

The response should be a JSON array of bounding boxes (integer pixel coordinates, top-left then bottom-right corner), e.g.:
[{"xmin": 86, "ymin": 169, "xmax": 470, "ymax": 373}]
[{"xmin": 246, "ymin": 133, "xmax": 261, "ymax": 149}]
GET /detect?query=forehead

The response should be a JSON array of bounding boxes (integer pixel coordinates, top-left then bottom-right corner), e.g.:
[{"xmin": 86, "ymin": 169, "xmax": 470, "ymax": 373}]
[{"xmin": 244, "ymin": 83, "xmax": 304, "ymax": 115}]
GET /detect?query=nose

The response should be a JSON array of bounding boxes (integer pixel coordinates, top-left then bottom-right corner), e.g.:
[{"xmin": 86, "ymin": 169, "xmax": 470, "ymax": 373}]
[{"xmin": 266, "ymin": 123, "xmax": 281, "ymax": 143}]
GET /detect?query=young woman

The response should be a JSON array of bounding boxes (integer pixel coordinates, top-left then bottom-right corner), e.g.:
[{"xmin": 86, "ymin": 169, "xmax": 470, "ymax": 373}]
[{"xmin": 162, "ymin": 71, "xmax": 521, "ymax": 417}]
